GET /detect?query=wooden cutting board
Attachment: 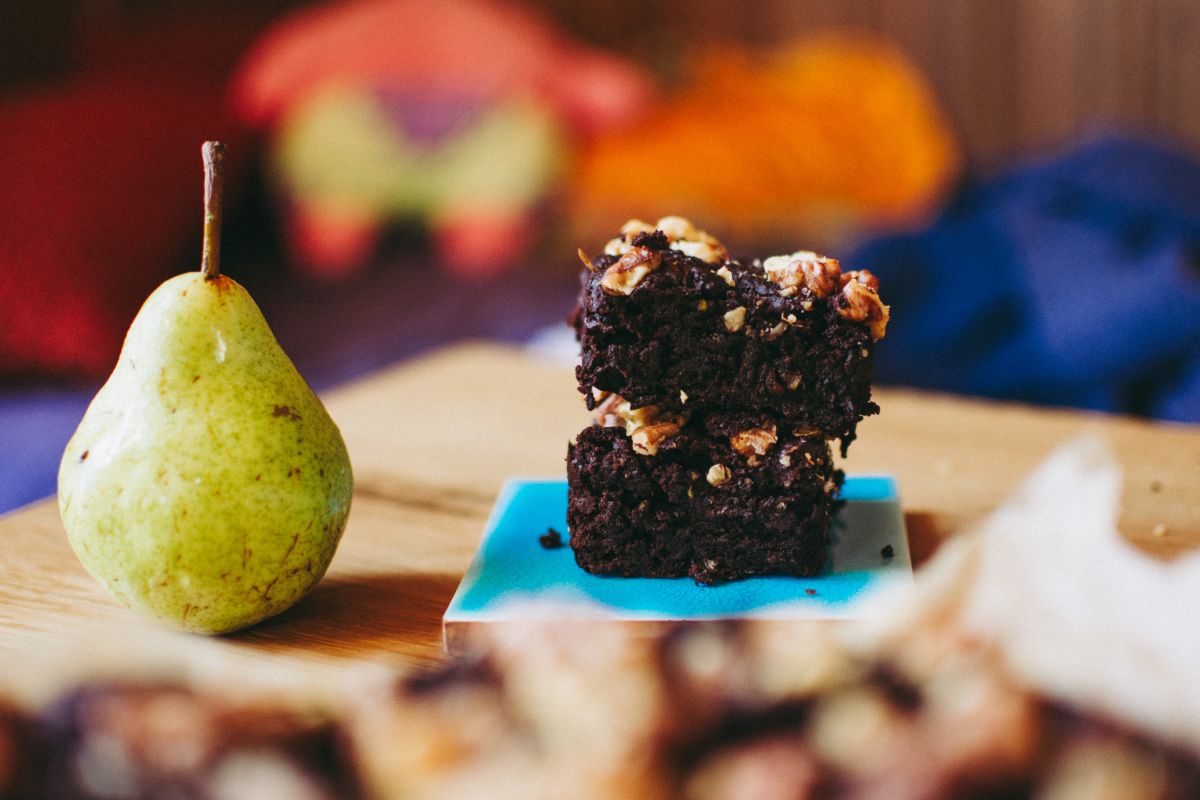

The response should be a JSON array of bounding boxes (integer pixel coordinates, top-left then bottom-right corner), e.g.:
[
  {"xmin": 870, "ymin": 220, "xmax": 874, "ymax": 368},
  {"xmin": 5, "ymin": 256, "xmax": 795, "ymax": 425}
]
[{"xmin": 1, "ymin": 342, "xmax": 1198, "ymax": 687}]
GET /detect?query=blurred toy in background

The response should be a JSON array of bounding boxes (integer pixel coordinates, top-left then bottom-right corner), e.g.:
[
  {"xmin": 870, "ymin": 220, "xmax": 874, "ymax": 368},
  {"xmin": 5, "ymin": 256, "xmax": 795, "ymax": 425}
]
[
  {"xmin": 566, "ymin": 35, "xmax": 962, "ymax": 253},
  {"xmin": 232, "ymin": 0, "xmax": 652, "ymax": 279}
]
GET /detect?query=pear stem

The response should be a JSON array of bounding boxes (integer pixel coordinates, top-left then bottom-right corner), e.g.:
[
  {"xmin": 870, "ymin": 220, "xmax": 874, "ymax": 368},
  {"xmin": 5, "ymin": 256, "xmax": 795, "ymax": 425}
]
[{"xmin": 201, "ymin": 141, "xmax": 225, "ymax": 280}]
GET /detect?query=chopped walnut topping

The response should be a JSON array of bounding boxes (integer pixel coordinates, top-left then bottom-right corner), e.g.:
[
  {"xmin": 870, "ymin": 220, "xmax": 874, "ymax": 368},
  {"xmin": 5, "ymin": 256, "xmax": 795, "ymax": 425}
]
[
  {"xmin": 621, "ymin": 218, "xmax": 656, "ymax": 238},
  {"xmin": 715, "ymin": 265, "xmax": 736, "ymax": 286},
  {"xmin": 730, "ymin": 423, "xmax": 778, "ymax": 458},
  {"xmin": 592, "ymin": 392, "xmax": 686, "ymax": 456},
  {"xmin": 680, "ymin": 390, "xmax": 689, "ymax": 404},
  {"xmin": 779, "ymin": 453, "xmax": 792, "ymax": 467},
  {"xmin": 723, "ymin": 306, "xmax": 747, "ymax": 333},
  {"xmin": 792, "ymin": 425, "xmax": 822, "ymax": 437},
  {"xmin": 706, "ymin": 464, "xmax": 732, "ymax": 486},
  {"xmin": 632, "ymin": 420, "xmax": 682, "ymax": 456},
  {"xmin": 592, "ymin": 392, "xmax": 623, "ymax": 427},
  {"xmin": 603, "ymin": 216, "xmax": 728, "ymax": 265},
  {"xmin": 782, "ymin": 372, "xmax": 803, "ymax": 391},
  {"xmin": 823, "ymin": 478, "xmax": 839, "ymax": 495},
  {"xmin": 600, "ymin": 246, "xmax": 662, "ymax": 296},
  {"xmin": 577, "ymin": 248, "xmax": 597, "ymax": 272},
  {"xmin": 618, "ymin": 401, "xmax": 661, "ymax": 429},
  {"xmin": 672, "ymin": 239, "xmax": 726, "ymax": 263},
  {"xmin": 836, "ymin": 275, "xmax": 890, "ymax": 340},
  {"xmin": 603, "ymin": 220, "xmax": 655, "ymax": 255},
  {"xmin": 842, "ymin": 268, "xmax": 880, "ymax": 291},
  {"xmin": 762, "ymin": 321, "xmax": 788, "ymax": 341},
  {"xmin": 762, "ymin": 251, "xmax": 842, "ymax": 298}
]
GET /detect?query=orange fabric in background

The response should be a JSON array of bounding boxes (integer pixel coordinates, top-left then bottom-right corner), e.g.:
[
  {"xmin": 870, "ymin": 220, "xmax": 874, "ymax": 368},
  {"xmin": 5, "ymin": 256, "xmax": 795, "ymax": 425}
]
[{"xmin": 567, "ymin": 36, "xmax": 961, "ymax": 250}]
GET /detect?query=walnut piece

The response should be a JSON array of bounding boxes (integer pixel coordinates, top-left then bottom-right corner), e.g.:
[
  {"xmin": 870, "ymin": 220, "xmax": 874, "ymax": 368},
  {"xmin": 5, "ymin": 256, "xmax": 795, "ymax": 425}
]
[
  {"xmin": 603, "ymin": 220, "xmax": 655, "ymax": 255},
  {"xmin": 592, "ymin": 392, "xmax": 685, "ymax": 456},
  {"xmin": 843, "ymin": 268, "xmax": 880, "ymax": 291},
  {"xmin": 761, "ymin": 321, "xmax": 788, "ymax": 341},
  {"xmin": 723, "ymin": 306, "xmax": 747, "ymax": 333},
  {"xmin": 836, "ymin": 271, "xmax": 889, "ymax": 340},
  {"xmin": 730, "ymin": 424, "xmax": 778, "ymax": 458},
  {"xmin": 706, "ymin": 464, "xmax": 732, "ymax": 486},
  {"xmin": 632, "ymin": 421, "xmax": 682, "ymax": 456},
  {"xmin": 654, "ymin": 216, "xmax": 728, "ymax": 264},
  {"xmin": 603, "ymin": 216, "xmax": 728, "ymax": 265},
  {"xmin": 600, "ymin": 246, "xmax": 662, "ymax": 296},
  {"xmin": 762, "ymin": 251, "xmax": 842, "ymax": 298}
]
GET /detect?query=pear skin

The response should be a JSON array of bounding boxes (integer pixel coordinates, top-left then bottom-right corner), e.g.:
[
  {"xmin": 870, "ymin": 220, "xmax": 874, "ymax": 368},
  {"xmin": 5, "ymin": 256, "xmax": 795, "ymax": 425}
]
[{"xmin": 58, "ymin": 271, "xmax": 353, "ymax": 634}]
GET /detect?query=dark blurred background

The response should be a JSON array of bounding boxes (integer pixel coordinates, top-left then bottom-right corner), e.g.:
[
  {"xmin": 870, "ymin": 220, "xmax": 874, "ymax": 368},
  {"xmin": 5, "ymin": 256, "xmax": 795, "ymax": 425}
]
[
  {"xmin": 3, "ymin": 0, "xmax": 1199, "ymax": 512},
  {"xmin": 8, "ymin": 0, "xmax": 1199, "ymax": 164}
]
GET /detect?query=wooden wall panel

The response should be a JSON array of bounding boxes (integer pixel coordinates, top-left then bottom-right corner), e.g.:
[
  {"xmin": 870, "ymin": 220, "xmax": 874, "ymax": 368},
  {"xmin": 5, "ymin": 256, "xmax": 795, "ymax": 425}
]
[
  {"xmin": 540, "ymin": 0, "xmax": 1200, "ymax": 169},
  {"xmin": 5, "ymin": 0, "xmax": 1197, "ymax": 168}
]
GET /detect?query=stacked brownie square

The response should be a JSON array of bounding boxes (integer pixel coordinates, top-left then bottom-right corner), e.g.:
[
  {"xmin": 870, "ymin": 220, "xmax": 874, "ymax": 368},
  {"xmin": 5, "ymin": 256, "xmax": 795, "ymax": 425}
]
[{"xmin": 567, "ymin": 217, "xmax": 889, "ymax": 584}]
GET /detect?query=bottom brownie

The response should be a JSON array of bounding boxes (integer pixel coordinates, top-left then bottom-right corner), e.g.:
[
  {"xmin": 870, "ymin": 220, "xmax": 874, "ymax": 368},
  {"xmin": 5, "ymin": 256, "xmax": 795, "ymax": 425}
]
[{"xmin": 567, "ymin": 416, "xmax": 841, "ymax": 584}]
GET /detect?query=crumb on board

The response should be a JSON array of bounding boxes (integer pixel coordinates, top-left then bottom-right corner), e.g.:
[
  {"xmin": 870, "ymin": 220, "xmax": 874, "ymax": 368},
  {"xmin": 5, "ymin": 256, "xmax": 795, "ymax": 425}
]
[
  {"xmin": 1150, "ymin": 481, "xmax": 1163, "ymax": 493},
  {"xmin": 539, "ymin": 527, "xmax": 565, "ymax": 549},
  {"xmin": 805, "ymin": 588, "xmax": 817, "ymax": 596},
  {"xmin": 881, "ymin": 544, "xmax": 894, "ymax": 559}
]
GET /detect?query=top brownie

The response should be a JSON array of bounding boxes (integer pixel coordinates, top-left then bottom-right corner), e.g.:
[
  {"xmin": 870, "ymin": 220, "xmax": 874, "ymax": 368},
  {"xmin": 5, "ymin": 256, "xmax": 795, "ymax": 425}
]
[{"xmin": 572, "ymin": 217, "xmax": 889, "ymax": 449}]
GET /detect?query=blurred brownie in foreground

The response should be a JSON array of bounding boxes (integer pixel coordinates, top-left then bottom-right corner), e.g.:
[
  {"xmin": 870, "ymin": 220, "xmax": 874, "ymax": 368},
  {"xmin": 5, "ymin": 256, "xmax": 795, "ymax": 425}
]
[
  {"xmin": 567, "ymin": 217, "xmax": 886, "ymax": 583},
  {"xmin": 37, "ymin": 683, "xmax": 361, "ymax": 799}
]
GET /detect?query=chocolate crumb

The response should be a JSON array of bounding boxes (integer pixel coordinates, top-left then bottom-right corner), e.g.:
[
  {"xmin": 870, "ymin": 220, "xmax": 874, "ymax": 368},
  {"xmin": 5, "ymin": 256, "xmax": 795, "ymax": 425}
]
[
  {"xmin": 79, "ymin": 450, "xmax": 89, "ymax": 462},
  {"xmin": 539, "ymin": 527, "xmax": 565, "ymax": 549},
  {"xmin": 805, "ymin": 588, "xmax": 817, "ymax": 596},
  {"xmin": 881, "ymin": 544, "xmax": 894, "ymax": 559}
]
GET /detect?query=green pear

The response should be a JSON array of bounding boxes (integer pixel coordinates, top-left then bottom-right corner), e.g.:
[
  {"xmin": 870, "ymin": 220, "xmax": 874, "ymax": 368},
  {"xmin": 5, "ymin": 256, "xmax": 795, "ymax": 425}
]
[{"xmin": 58, "ymin": 142, "xmax": 352, "ymax": 634}]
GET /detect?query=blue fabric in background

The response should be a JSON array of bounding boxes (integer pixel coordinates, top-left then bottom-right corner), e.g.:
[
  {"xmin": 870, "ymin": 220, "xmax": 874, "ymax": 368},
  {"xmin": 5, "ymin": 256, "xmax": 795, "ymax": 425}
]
[{"xmin": 853, "ymin": 137, "xmax": 1200, "ymax": 422}]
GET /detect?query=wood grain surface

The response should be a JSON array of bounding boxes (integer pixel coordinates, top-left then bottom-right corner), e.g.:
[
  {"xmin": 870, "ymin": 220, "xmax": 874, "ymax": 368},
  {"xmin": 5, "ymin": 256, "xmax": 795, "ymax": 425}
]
[{"xmin": 1, "ymin": 342, "xmax": 1198, "ymax": 688}]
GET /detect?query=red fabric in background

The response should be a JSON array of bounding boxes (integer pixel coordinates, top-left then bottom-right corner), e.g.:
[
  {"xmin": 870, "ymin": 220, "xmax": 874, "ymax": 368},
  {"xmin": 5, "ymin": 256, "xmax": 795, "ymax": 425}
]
[{"xmin": 0, "ymin": 15, "xmax": 257, "ymax": 379}]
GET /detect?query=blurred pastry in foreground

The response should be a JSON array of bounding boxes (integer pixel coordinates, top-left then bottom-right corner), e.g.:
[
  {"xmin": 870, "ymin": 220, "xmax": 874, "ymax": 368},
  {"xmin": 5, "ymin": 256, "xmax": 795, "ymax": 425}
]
[
  {"xmin": 4, "ymin": 438, "xmax": 1199, "ymax": 798},
  {"xmin": 37, "ymin": 683, "xmax": 361, "ymax": 799},
  {"xmin": 360, "ymin": 437, "xmax": 1200, "ymax": 798}
]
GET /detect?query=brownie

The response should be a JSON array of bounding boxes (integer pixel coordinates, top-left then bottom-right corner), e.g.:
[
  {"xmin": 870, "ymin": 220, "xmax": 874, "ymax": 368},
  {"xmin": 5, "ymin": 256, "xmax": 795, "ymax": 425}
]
[
  {"xmin": 566, "ymin": 217, "xmax": 885, "ymax": 584},
  {"xmin": 567, "ymin": 414, "xmax": 841, "ymax": 584},
  {"xmin": 573, "ymin": 217, "xmax": 888, "ymax": 448}
]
